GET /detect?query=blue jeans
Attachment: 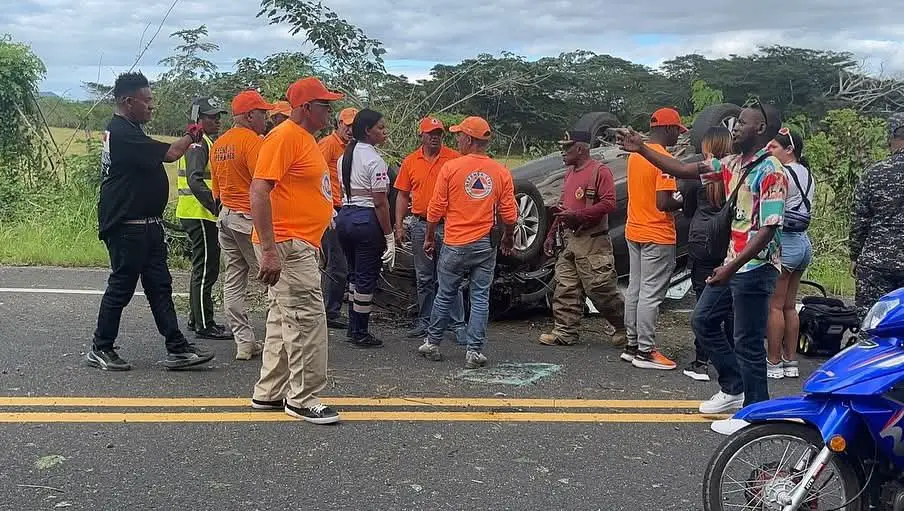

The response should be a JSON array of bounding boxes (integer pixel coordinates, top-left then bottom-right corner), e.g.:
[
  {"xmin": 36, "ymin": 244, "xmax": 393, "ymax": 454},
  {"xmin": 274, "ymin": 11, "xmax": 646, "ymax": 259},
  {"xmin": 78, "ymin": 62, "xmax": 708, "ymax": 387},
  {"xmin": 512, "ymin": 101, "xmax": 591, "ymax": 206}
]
[
  {"xmin": 336, "ymin": 206, "xmax": 384, "ymax": 340},
  {"xmin": 692, "ymin": 264, "xmax": 778, "ymax": 406},
  {"xmin": 410, "ymin": 218, "xmax": 465, "ymax": 333},
  {"xmin": 427, "ymin": 236, "xmax": 496, "ymax": 352}
]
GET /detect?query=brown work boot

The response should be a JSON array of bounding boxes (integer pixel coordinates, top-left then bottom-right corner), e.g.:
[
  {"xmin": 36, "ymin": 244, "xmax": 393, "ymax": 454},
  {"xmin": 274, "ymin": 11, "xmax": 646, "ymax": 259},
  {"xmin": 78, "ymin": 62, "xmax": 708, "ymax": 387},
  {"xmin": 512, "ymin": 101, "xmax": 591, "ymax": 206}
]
[
  {"xmin": 235, "ymin": 342, "xmax": 264, "ymax": 361},
  {"xmin": 609, "ymin": 328, "xmax": 628, "ymax": 348},
  {"xmin": 539, "ymin": 333, "xmax": 575, "ymax": 346}
]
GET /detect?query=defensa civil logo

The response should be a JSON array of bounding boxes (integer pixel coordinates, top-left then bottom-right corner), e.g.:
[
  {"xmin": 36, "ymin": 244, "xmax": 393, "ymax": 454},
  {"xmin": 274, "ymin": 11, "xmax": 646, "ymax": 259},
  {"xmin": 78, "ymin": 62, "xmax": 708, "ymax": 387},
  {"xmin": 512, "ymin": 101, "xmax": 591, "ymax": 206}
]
[
  {"xmin": 464, "ymin": 171, "xmax": 493, "ymax": 199},
  {"xmin": 321, "ymin": 172, "xmax": 332, "ymax": 201}
]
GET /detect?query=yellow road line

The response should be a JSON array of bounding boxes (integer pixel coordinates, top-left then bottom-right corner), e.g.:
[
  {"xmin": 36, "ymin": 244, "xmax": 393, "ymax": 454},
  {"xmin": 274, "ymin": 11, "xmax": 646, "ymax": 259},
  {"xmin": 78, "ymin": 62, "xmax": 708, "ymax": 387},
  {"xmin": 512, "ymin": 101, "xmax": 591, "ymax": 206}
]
[
  {"xmin": 0, "ymin": 397, "xmax": 702, "ymax": 409},
  {"xmin": 0, "ymin": 411, "xmax": 728, "ymax": 423}
]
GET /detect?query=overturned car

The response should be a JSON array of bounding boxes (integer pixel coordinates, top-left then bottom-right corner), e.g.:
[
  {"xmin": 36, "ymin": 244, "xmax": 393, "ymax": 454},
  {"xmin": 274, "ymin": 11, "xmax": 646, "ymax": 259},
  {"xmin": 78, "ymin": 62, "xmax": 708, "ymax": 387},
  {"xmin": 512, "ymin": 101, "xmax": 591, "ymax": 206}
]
[{"xmin": 372, "ymin": 104, "xmax": 744, "ymax": 319}]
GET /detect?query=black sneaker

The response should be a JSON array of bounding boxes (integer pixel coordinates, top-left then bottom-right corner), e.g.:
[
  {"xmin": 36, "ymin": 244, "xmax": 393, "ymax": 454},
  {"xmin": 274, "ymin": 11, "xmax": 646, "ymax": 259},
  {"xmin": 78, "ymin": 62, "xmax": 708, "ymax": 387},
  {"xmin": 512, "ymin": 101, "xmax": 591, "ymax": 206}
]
[
  {"xmin": 683, "ymin": 361, "xmax": 711, "ymax": 382},
  {"xmin": 327, "ymin": 318, "xmax": 348, "ymax": 330},
  {"xmin": 164, "ymin": 342, "xmax": 215, "ymax": 369},
  {"xmin": 85, "ymin": 347, "xmax": 132, "ymax": 371},
  {"xmin": 405, "ymin": 326, "xmax": 427, "ymax": 339},
  {"xmin": 351, "ymin": 334, "xmax": 383, "ymax": 349},
  {"xmin": 251, "ymin": 398, "xmax": 285, "ymax": 411},
  {"xmin": 195, "ymin": 324, "xmax": 234, "ymax": 340},
  {"xmin": 285, "ymin": 402, "xmax": 340, "ymax": 424},
  {"xmin": 620, "ymin": 345, "xmax": 639, "ymax": 362}
]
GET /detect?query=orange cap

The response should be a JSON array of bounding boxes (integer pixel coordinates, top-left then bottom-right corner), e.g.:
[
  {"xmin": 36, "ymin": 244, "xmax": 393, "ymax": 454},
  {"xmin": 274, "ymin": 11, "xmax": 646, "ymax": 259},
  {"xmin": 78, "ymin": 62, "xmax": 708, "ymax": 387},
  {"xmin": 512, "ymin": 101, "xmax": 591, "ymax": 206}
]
[
  {"xmin": 269, "ymin": 100, "xmax": 291, "ymax": 118},
  {"xmin": 650, "ymin": 107, "xmax": 688, "ymax": 133},
  {"xmin": 286, "ymin": 77, "xmax": 344, "ymax": 108},
  {"xmin": 419, "ymin": 116, "xmax": 445, "ymax": 134},
  {"xmin": 231, "ymin": 90, "xmax": 275, "ymax": 115},
  {"xmin": 449, "ymin": 116, "xmax": 491, "ymax": 140},
  {"xmin": 338, "ymin": 107, "xmax": 358, "ymax": 126}
]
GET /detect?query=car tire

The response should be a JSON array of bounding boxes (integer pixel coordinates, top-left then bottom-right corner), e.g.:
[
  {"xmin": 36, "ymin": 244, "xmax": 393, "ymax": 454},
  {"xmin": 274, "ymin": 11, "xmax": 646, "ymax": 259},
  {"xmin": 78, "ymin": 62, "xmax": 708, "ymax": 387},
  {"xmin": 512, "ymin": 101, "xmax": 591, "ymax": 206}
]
[
  {"xmin": 572, "ymin": 112, "xmax": 620, "ymax": 148},
  {"xmin": 499, "ymin": 179, "xmax": 548, "ymax": 266},
  {"xmin": 689, "ymin": 103, "xmax": 741, "ymax": 152}
]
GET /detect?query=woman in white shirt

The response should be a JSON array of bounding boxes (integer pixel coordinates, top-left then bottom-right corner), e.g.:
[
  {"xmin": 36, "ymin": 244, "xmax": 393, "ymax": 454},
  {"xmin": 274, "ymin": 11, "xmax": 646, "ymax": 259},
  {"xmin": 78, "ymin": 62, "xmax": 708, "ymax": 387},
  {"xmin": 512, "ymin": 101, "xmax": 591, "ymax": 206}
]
[
  {"xmin": 335, "ymin": 109, "xmax": 393, "ymax": 348},
  {"xmin": 765, "ymin": 128, "xmax": 815, "ymax": 380}
]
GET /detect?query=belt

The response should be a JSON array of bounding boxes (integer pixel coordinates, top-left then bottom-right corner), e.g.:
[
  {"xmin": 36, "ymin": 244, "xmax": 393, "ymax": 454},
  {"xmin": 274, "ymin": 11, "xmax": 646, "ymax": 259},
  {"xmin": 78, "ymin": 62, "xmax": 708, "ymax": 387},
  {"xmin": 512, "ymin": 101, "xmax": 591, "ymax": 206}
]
[{"xmin": 122, "ymin": 217, "xmax": 163, "ymax": 225}]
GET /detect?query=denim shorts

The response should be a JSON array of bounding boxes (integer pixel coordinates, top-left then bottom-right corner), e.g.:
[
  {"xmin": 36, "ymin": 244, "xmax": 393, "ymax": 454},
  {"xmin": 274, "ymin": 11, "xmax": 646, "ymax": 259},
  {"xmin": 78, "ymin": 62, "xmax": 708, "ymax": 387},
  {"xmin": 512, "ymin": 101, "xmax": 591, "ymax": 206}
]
[{"xmin": 781, "ymin": 231, "xmax": 812, "ymax": 272}]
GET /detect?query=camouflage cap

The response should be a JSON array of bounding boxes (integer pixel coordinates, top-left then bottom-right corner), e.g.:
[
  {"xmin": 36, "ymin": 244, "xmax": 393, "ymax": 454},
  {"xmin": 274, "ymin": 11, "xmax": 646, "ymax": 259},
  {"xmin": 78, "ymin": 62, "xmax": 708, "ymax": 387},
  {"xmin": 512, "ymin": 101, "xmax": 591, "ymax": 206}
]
[{"xmin": 889, "ymin": 112, "xmax": 904, "ymax": 139}]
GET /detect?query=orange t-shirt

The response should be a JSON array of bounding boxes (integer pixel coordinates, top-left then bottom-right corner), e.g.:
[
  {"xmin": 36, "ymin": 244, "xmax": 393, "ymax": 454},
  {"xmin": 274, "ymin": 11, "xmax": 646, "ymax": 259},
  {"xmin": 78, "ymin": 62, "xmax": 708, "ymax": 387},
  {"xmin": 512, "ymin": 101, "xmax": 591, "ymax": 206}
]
[
  {"xmin": 252, "ymin": 121, "xmax": 333, "ymax": 247},
  {"xmin": 209, "ymin": 126, "xmax": 263, "ymax": 214},
  {"xmin": 625, "ymin": 143, "xmax": 678, "ymax": 245},
  {"xmin": 427, "ymin": 154, "xmax": 518, "ymax": 246},
  {"xmin": 317, "ymin": 132, "xmax": 346, "ymax": 208},
  {"xmin": 394, "ymin": 145, "xmax": 461, "ymax": 215}
]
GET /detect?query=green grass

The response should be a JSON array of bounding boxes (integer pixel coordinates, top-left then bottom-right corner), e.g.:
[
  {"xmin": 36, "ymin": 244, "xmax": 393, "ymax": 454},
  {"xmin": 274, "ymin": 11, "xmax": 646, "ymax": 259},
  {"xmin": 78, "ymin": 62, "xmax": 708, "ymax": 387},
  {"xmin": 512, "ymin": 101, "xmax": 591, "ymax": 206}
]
[{"xmin": 806, "ymin": 254, "xmax": 855, "ymax": 298}]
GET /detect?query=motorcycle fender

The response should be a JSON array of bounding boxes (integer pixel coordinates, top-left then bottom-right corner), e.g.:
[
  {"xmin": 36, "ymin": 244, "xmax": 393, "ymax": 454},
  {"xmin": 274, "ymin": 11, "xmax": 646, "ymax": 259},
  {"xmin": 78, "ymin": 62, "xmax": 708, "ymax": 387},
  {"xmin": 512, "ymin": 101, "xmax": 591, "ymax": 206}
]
[{"xmin": 734, "ymin": 396, "xmax": 859, "ymax": 443}]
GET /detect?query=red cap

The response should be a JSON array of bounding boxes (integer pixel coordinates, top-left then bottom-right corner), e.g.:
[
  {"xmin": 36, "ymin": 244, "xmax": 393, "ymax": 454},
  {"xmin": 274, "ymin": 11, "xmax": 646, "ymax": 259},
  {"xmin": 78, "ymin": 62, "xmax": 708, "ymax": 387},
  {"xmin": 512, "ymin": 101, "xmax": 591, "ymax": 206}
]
[
  {"xmin": 286, "ymin": 77, "xmax": 344, "ymax": 108},
  {"xmin": 338, "ymin": 107, "xmax": 358, "ymax": 126},
  {"xmin": 269, "ymin": 101, "xmax": 291, "ymax": 118},
  {"xmin": 449, "ymin": 116, "xmax": 491, "ymax": 140},
  {"xmin": 419, "ymin": 116, "xmax": 444, "ymax": 134},
  {"xmin": 231, "ymin": 90, "xmax": 275, "ymax": 115},
  {"xmin": 650, "ymin": 107, "xmax": 688, "ymax": 133}
]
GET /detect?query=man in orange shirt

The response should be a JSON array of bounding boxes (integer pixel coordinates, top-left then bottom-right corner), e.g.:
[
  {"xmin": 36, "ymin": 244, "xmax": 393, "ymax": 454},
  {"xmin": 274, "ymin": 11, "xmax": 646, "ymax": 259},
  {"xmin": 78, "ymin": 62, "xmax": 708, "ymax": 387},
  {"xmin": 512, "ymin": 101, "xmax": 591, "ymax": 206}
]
[
  {"xmin": 210, "ymin": 90, "xmax": 274, "ymax": 361},
  {"xmin": 621, "ymin": 108, "xmax": 686, "ymax": 370},
  {"xmin": 394, "ymin": 117, "xmax": 465, "ymax": 339},
  {"xmin": 417, "ymin": 116, "xmax": 517, "ymax": 369},
  {"xmin": 248, "ymin": 77, "xmax": 343, "ymax": 425},
  {"xmin": 318, "ymin": 107, "xmax": 358, "ymax": 329}
]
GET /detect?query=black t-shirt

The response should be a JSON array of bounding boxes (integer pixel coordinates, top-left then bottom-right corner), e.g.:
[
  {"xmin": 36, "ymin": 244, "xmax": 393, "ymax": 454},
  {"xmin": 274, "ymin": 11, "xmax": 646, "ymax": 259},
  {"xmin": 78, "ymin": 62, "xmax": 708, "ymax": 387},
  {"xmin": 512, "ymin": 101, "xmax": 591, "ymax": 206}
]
[{"xmin": 97, "ymin": 115, "xmax": 171, "ymax": 239}]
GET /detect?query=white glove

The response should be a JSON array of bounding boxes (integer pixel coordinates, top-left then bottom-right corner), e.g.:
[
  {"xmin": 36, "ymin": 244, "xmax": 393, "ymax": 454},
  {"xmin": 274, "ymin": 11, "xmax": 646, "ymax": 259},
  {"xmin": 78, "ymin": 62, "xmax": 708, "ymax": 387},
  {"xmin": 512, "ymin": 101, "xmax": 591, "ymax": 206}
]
[
  {"xmin": 382, "ymin": 233, "xmax": 396, "ymax": 268},
  {"xmin": 330, "ymin": 209, "xmax": 337, "ymax": 230}
]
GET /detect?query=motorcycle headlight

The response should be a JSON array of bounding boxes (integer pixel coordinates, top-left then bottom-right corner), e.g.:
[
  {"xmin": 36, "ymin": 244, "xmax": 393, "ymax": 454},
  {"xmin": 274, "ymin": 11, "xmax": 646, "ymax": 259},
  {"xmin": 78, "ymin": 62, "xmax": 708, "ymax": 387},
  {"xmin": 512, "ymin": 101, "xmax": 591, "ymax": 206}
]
[{"xmin": 863, "ymin": 298, "xmax": 900, "ymax": 331}]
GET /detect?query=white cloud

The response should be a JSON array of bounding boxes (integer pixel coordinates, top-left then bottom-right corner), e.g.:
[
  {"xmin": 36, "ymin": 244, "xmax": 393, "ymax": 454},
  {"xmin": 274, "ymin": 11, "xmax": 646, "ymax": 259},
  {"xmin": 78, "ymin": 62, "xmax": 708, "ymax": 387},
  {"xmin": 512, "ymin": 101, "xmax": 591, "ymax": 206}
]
[{"xmin": 4, "ymin": 0, "xmax": 903, "ymax": 98}]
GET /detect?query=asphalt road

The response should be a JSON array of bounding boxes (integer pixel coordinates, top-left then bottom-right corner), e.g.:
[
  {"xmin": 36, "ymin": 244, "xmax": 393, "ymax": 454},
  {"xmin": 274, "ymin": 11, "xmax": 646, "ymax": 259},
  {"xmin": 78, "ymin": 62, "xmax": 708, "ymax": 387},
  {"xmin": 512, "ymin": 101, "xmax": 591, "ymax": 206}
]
[{"xmin": 0, "ymin": 266, "xmax": 827, "ymax": 511}]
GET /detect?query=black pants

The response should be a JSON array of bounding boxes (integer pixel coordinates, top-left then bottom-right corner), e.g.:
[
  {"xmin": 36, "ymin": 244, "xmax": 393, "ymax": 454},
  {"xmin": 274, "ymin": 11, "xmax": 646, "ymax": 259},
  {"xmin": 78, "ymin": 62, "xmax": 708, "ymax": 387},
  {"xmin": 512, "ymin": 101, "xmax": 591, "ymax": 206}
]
[
  {"xmin": 181, "ymin": 219, "xmax": 221, "ymax": 330},
  {"xmin": 93, "ymin": 222, "xmax": 186, "ymax": 352},
  {"xmin": 689, "ymin": 251, "xmax": 734, "ymax": 363}
]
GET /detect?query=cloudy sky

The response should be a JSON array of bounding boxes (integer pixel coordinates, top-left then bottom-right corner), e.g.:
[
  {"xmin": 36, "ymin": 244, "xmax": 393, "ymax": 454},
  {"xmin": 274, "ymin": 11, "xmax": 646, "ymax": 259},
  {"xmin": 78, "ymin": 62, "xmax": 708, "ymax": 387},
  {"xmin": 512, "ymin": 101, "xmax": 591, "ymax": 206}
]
[{"xmin": 4, "ymin": 0, "xmax": 904, "ymax": 99}]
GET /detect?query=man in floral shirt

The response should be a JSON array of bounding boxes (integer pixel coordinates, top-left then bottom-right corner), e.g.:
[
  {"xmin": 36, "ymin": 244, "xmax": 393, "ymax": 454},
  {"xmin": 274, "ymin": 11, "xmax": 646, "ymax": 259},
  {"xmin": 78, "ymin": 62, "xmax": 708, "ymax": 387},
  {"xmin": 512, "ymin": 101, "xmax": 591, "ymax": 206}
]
[{"xmin": 618, "ymin": 103, "xmax": 787, "ymax": 433}]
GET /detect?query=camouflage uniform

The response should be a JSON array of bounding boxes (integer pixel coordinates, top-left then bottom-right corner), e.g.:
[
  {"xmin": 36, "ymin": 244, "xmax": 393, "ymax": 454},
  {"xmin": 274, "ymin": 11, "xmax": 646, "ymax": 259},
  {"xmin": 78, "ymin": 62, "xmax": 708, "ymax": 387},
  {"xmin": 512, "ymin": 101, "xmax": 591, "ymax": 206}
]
[{"xmin": 849, "ymin": 113, "xmax": 904, "ymax": 320}]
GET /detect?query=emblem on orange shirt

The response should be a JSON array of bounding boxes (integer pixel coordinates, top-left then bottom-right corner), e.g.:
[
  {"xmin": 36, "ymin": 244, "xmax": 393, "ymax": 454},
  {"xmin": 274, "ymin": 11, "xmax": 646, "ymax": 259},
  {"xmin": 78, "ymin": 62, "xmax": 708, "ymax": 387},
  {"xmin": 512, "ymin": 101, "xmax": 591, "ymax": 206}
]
[
  {"xmin": 321, "ymin": 172, "xmax": 332, "ymax": 200},
  {"xmin": 574, "ymin": 187, "xmax": 585, "ymax": 200},
  {"xmin": 464, "ymin": 171, "xmax": 493, "ymax": 199}
]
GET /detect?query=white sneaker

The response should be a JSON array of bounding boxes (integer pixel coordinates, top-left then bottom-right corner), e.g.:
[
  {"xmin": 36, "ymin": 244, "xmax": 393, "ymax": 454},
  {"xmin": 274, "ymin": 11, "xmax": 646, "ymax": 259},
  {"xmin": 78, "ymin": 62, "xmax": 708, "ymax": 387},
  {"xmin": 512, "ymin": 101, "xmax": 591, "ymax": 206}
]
[
  {"xmin": 465, "ymin": 350, "xmax": 487, "ymax": 369},
  {"xmin": 783, "ymin": 359, "xmax": 800, "ymax": 378},
  {"xmin": 699, "ymin": 392, "xmax": 745, "ymax": 414},
  {"xmin": 710, "ymin": 418, "xmax": 750, "ymax": 436},
  {"xmin": 418, "ymin": 340, "xmax": 442, "ymax": 361},
  {"xmin": 767, "ymin": 360, "xmax": 784, "ymax": 379}
]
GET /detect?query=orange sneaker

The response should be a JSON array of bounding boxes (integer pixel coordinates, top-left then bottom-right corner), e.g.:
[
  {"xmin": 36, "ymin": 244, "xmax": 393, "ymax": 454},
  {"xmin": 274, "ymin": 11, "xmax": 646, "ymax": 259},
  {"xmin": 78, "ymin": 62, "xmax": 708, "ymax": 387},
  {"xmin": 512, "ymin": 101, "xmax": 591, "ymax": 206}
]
[{"xmin": 631, "ymin": 349, "xmax": 677, "ymax": 370}]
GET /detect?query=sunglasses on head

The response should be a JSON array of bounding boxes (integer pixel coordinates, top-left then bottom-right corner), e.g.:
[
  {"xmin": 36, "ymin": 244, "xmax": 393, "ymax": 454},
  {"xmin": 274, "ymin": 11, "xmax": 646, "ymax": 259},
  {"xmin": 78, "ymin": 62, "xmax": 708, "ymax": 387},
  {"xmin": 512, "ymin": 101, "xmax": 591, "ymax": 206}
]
[
  {"xmin": 742, "ymin": 96, "xmax": 769, "ymax": 126},
  {"xmin": 778, "ymin": 127, "xmax": 795, "ymax": 151}
]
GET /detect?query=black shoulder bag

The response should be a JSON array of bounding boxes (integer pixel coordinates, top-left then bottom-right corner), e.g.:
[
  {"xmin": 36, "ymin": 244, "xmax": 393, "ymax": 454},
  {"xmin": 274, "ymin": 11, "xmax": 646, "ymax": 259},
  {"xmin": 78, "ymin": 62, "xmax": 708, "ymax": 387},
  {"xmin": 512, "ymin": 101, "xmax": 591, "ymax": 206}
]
[{"xmin": 704, "ymin": 153, "xmax": 768, "ymax": 260}]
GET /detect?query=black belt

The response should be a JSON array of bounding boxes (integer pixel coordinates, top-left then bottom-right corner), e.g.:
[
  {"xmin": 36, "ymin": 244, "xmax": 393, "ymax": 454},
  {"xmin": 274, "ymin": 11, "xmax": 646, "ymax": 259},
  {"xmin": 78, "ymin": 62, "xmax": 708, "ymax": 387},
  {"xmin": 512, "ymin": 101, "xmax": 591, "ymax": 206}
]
[{"xmin": 122, "ymin": 217, "xmax": 163, "ymax": 225}]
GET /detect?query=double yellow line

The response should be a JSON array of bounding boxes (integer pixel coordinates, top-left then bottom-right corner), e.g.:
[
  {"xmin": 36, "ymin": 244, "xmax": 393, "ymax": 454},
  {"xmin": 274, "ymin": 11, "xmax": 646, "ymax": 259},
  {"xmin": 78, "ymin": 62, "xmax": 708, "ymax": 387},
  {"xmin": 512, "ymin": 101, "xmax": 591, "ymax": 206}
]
[{"xmin": 0, "ymin": 396, "xmax": 726, "ymax": 424}]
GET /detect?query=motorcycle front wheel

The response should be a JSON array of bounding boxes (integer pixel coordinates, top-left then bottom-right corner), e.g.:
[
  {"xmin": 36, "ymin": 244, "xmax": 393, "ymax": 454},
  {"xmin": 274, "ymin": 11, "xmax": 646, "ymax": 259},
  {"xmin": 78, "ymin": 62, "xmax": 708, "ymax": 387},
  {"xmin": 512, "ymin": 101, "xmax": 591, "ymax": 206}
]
[{"xmin": 703, "ymin": 422, "xmax": 866, "ymax": 510}]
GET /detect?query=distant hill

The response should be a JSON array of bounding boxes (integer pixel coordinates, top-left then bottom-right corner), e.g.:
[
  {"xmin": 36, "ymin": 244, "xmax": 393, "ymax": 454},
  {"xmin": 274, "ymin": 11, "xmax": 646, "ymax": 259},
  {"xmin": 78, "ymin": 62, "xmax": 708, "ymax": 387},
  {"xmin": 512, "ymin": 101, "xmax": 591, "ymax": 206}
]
[{"xmin": 38, "ymin": 91, "xmax": 60, "ymax": 98}]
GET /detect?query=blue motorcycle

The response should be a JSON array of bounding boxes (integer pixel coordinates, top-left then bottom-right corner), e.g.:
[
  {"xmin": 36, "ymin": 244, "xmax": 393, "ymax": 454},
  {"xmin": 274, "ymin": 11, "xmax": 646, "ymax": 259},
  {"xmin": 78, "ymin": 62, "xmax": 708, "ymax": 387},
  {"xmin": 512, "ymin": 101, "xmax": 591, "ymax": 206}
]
[{"xmin": 703, "ymin": 288, "xmax": 904, "ymax": 510}]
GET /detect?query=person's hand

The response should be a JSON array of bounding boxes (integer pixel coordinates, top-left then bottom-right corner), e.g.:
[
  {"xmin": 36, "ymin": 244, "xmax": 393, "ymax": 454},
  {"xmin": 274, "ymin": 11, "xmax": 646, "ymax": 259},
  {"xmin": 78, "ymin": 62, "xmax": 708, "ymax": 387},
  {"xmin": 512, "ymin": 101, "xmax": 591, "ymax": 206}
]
[
  {"xmin": 555, "ymin": 210, "xmax": 580, "ymax": 229},
  {"xmin": 501, "ymin": 232, "xmax": 515, "ymax": 257},
  {"xmin": 184, "ymin": 123, "xmax": 204, "ymax": 143},
  {"xmin": 706, "ymin": 265, "xmax": 735, "ymax": 286},
  {"xmin": 395, "ymin": 225, "xmax": 406, "ymax": 245},
  {"xmin": 850, "ymin": 261, "xmax": 857, "ymax": 277},
  {"xmin": 257, "ymin": 247, "xmax": 281, "ymax": 286},
  {"xmin": 382, "ymin": 233, "xmax": 396, "ymax": 268},
  {"xmin": 543, "ymin": 236, "xmax": 555, "ymax": 257},
  {"xmin": 616, "ymin": 128, "xmax": 644, "ymax": 153},
  {"xmin": 423, "ymin": 238, "xmax": 436, "ymax": 260}
]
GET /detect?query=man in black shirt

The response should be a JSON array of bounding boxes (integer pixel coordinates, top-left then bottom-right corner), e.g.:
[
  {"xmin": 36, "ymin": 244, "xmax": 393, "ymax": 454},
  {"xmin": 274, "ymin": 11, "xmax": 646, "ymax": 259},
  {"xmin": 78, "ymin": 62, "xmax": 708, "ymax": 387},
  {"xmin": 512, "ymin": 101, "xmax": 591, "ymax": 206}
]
[{"xmin": 89, "ymin": 71, "xmax": 216, "ymax": 371}]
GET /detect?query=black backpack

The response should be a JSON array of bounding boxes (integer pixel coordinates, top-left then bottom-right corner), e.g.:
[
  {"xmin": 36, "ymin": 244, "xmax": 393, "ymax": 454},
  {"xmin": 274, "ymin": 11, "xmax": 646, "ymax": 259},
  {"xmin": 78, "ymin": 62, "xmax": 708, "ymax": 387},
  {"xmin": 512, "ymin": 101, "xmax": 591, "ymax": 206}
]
[{"xmin": 796, "ymin": 281, "xmax": 860, "ymax": 357}]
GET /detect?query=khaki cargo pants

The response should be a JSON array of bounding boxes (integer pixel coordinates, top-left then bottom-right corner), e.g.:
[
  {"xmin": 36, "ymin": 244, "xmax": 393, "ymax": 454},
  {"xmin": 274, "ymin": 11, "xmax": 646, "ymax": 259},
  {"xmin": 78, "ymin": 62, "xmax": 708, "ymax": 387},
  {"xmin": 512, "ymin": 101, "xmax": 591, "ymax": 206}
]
[
  {"xmin": 550, "ymin": 230, "xmax": 626, "ymax": 344},
  {"xmin": 217, "ymin": 207, "xmax": 260, "ymax": 351},
  {"xmin": 253, "ymin": 239, "xmax": 328, "ymax": 409}
]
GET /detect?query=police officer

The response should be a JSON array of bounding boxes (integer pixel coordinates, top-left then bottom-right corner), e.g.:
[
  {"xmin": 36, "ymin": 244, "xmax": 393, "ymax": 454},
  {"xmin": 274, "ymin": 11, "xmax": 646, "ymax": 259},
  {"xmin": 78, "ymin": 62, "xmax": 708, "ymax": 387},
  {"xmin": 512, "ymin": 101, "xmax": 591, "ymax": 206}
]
[
  {"xmin": 87, "ymin": 71, "xmax": 214, "ymax": 371},
  {"xmin": 335, "ymin": 109, "xmax": 393, "ymax": 348},
  {"xmin": 176, "ymin": 97, "xmax": 233, "ymax": 340},
  {"xmin": 850, "ymin": 113, "xmax": 904, "ymax": 320},
  {"xmin": 538, "ymin": 130, "xmax": 627, "ymax": 348}
]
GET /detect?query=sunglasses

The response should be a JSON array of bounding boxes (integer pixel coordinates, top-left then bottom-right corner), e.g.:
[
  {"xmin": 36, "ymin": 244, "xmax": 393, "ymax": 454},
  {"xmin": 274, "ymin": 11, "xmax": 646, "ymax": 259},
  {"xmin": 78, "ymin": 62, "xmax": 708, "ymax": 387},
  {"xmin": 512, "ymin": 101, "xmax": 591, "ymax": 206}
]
[
  {"xmin": 742, "ymin": 96, "xmax": 769, "ymax": 126},
  {"xmin": 308, "ymin": 100, "xmax": 333, "ymax": 109},
  {"xmin": 778, "ymin": 127, "xmax": 795, "ymax": 151}
]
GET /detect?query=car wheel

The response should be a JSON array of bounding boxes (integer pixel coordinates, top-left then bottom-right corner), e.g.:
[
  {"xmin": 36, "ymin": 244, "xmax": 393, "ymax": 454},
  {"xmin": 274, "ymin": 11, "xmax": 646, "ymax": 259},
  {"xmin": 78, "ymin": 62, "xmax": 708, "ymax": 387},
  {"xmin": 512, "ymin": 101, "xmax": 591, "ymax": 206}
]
[
  {"xmin": 690, "ymin": 103, "xmax": 741, "ymax": 153},
  {"xmin": 499, "ymin": 179, "xmax": 548, "ymax": 265},
  {"xmin": 572, "ymin": 112, "xmax": 620, "ymax": 148}
]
